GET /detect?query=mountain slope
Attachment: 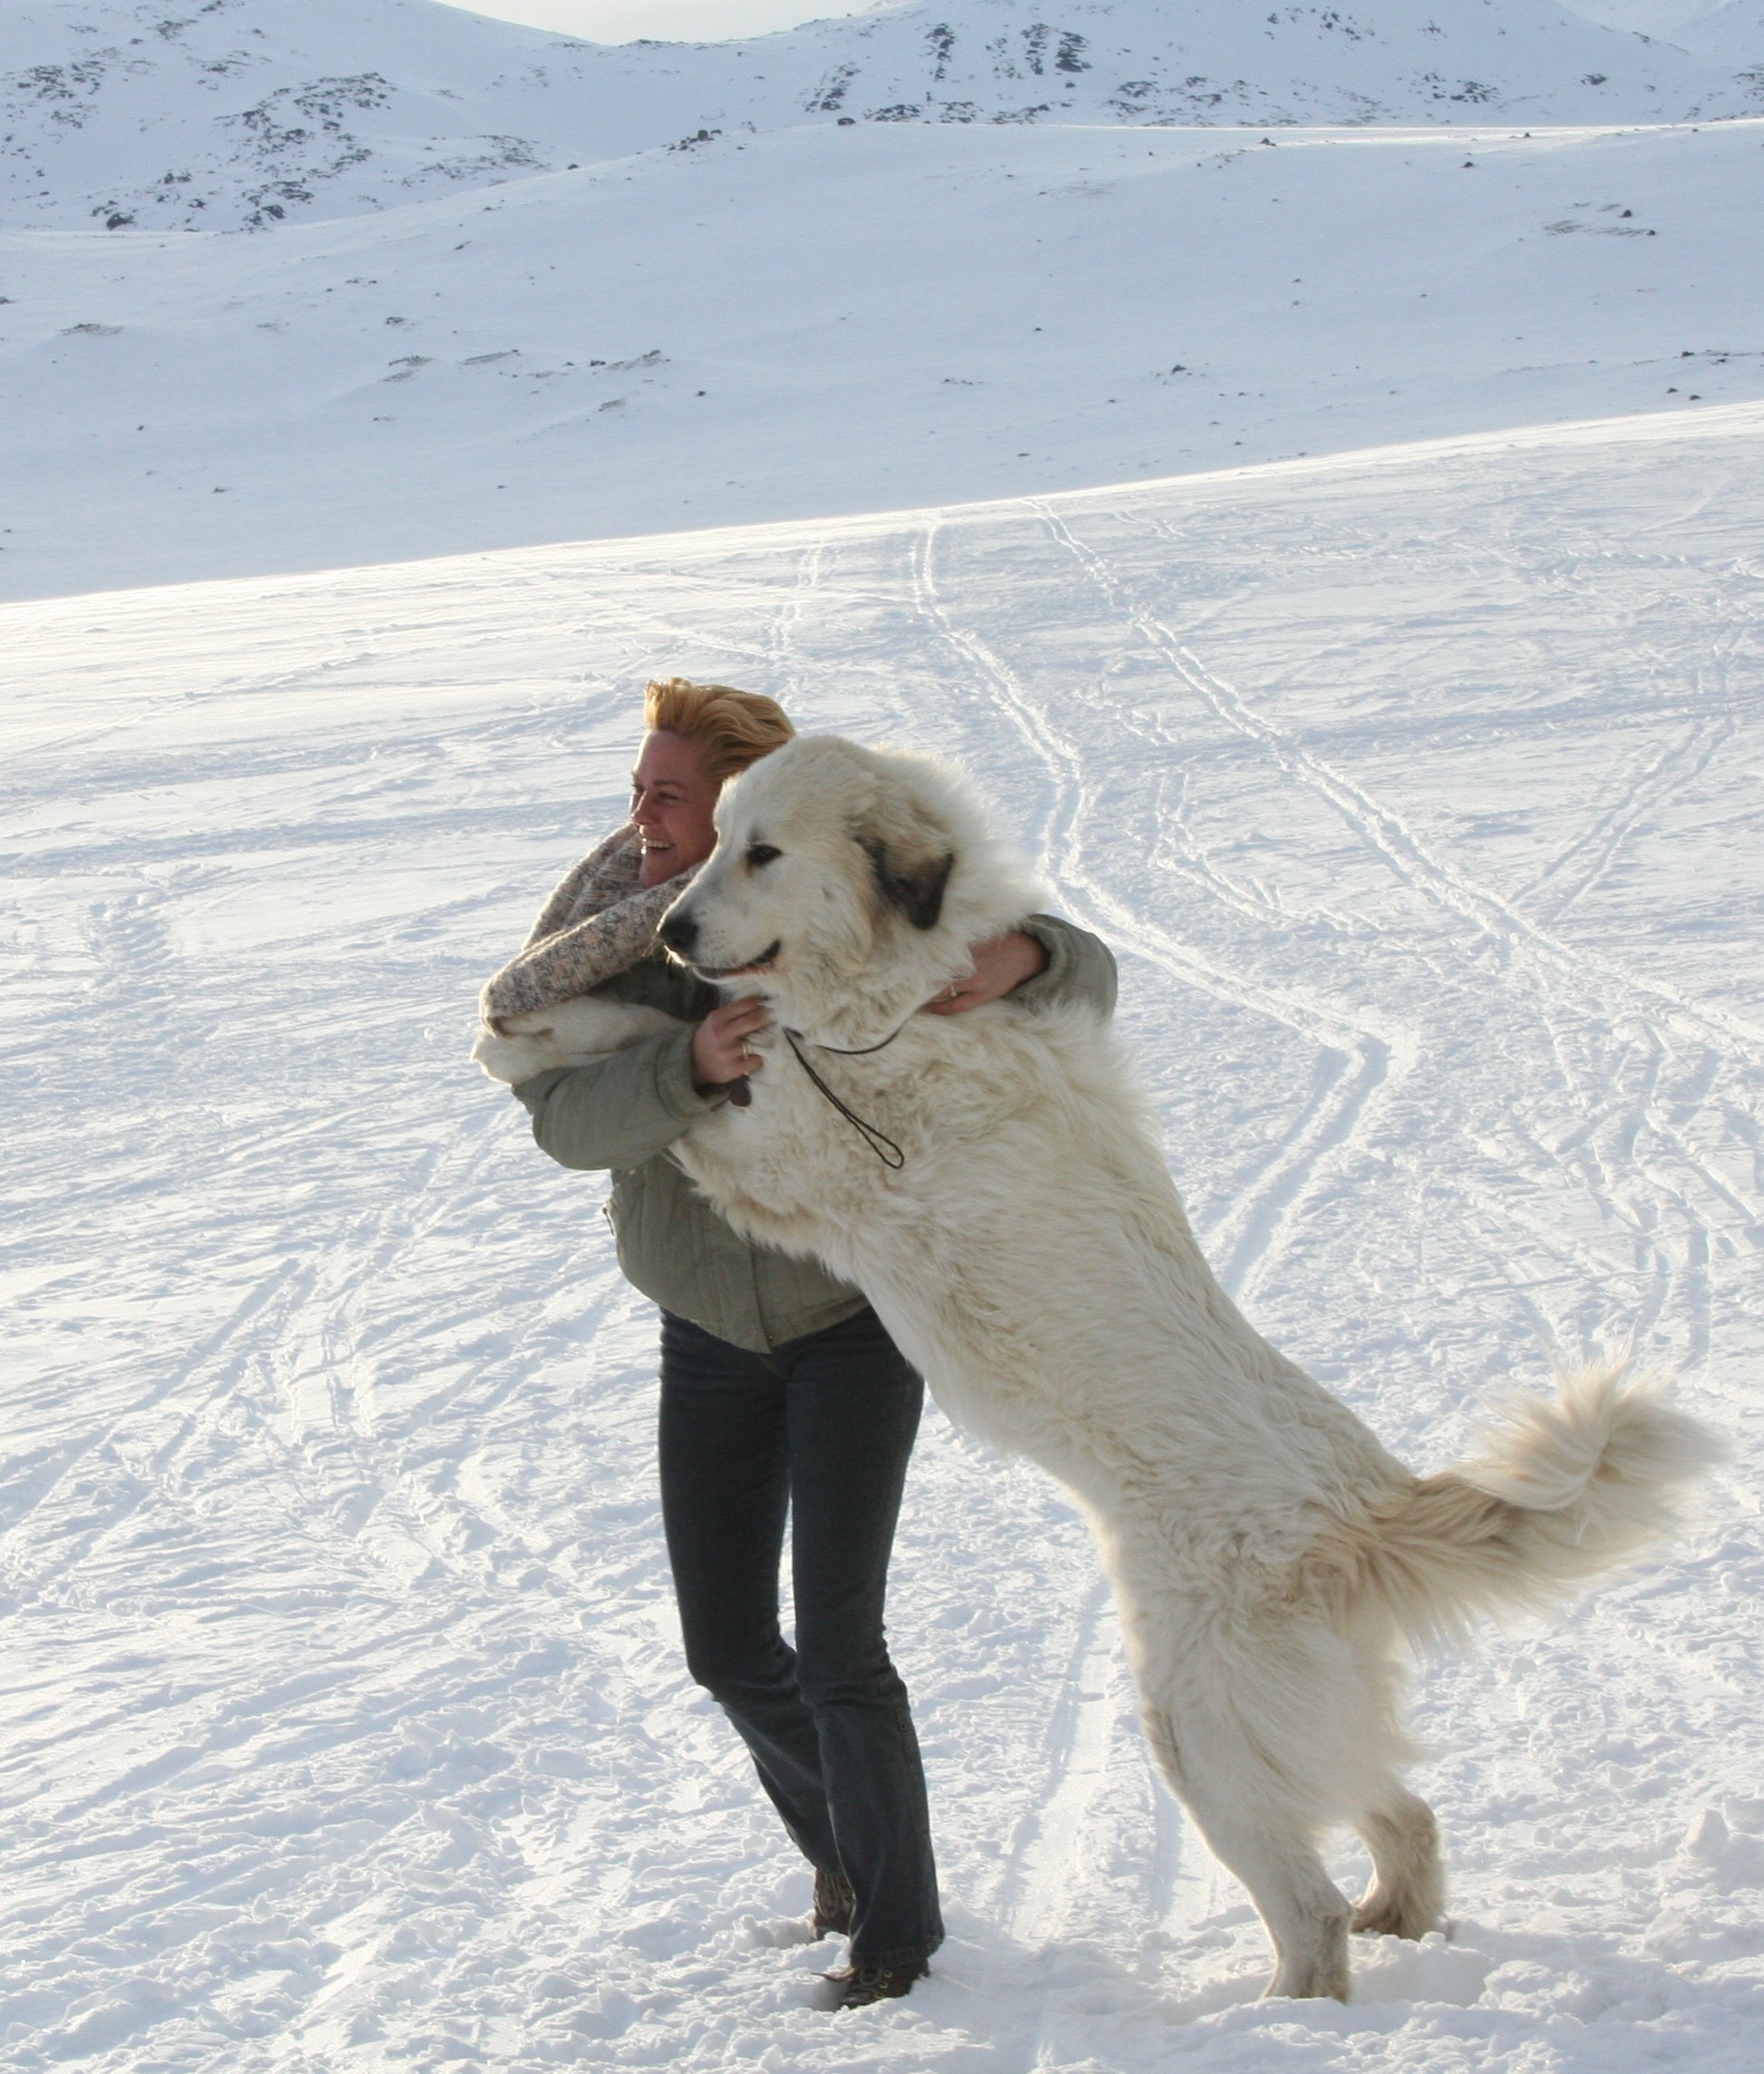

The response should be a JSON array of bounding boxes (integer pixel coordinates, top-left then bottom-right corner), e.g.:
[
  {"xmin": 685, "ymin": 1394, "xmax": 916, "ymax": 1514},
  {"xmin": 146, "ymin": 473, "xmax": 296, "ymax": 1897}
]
[
  {"xmin": 1677, "ymin": 1, "xmax": 1764, "ymax": 63},
  {"xmin": 3, "ymin": 0, "xmax": 1755, "ymax": 234},
  {"xmin": 711, "ymin": 0, "xmax": 1758, "ymax": 131},
  {"xmin": 5, "ymin": 115, "xmax": 1760, "ymax": 600},
  {"xmin": 1, "ymin": 0, "xmax": 651, "ymax": 232}
]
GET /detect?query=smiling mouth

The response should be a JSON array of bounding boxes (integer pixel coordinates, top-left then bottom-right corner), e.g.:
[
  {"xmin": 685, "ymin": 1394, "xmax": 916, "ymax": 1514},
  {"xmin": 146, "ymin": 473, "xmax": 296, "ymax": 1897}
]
[{"xmin": 691, "ymin": 940, "xmax": 782, "ymax": 981}]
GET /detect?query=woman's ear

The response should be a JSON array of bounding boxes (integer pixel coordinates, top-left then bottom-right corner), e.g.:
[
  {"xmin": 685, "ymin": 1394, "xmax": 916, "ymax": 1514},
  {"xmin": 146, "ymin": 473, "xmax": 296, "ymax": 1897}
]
[{"xmin": 855, "ymin": 789, "xmax": 956, "ymax": 930}]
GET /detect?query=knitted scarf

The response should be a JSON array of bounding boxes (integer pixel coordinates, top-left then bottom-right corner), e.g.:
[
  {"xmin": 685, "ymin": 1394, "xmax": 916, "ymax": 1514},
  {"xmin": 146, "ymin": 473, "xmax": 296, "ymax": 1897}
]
[{"xmin": 478, "ymin": 823, "xmax": 696, "ymax": 1030}]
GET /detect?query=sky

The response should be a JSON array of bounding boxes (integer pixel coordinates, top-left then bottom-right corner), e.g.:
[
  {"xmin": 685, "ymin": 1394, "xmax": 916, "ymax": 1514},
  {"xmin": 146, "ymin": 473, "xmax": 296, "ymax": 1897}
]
[
  {"xmin": 427, "ymin": 1, "xmax": 1722, "ymax": 50},
  {"xmin": 430, "ymin": 0, "xmax": 875, "ymax": 45}
]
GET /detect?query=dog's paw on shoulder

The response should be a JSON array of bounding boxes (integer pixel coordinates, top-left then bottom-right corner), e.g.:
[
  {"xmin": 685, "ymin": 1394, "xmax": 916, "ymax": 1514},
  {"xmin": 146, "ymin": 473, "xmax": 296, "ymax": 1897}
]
[
  {"xmin": 470, "ymin": 1028, "xmax": 553, "ymax": 1085},
  {"xmin": 470, "ymin": 998, "xmax": 687, "ymax": 1083}
]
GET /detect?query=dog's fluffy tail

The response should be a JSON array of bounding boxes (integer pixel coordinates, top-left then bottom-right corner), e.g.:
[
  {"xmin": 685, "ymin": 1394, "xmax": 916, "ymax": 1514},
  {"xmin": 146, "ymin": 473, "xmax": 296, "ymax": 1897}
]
[{"xmin": 1311, "ymin": 1357, "xmax": 1725, "ymax": 1651}]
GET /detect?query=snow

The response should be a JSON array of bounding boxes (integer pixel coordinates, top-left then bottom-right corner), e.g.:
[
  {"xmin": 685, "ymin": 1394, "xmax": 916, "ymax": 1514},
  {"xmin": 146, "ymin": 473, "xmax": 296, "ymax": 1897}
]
[
  {"xmin": 4, "ymin": 0, "xmax": 1763, "ymax": 2066},
  {"xmin": 5, "ymin": 401, "xmax": 1761, "ymax": 2070},
  {"xmin": 1561, "ymin": 0, "xmax": 1728, "ymax": 34},
  {"xmin": 4, "ymin": 3, "xmax": 1763, "ymax": 601},
  {"xmin": 1678, "ymin": 1, "xmax": 1764, "ymax": 63},
  {"xmin": 5, "ymin": 112, "xmax": 1764, "ymax": 601},
  {"xmin": 4, "ymin": 0, "xmax": 1759, "ymax": 236}
]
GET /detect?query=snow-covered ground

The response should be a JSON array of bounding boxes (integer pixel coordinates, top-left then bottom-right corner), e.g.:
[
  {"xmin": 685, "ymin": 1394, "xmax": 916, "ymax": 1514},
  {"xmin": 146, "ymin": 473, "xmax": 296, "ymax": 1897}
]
[{"xmin": 4, "ymin": 402, "xmax": 1761, "ymax": 2070}]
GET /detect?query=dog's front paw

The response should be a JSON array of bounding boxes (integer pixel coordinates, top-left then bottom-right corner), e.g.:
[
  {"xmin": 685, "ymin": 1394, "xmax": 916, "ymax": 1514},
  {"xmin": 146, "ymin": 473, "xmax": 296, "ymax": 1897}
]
[{"xmin": 470, "ymin": 1029, "xmax": 552, "ymax": 1085}]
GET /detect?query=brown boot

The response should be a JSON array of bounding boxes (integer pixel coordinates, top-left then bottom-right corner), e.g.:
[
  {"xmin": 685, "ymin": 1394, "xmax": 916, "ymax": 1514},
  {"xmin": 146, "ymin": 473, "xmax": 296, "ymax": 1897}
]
[
  {"xmin": 811, "ymin": 1867, "xmax": 854, "ymax": 1939},
  {"xmin": 824, "ymin": 1959, "xmax": 928, "ymax": 2008}
]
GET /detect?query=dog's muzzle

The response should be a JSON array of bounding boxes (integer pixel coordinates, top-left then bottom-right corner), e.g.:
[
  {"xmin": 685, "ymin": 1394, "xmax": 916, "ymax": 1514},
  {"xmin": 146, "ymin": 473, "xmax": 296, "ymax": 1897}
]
[{"xmin": 659, "ymin": 909, "xmax": 698, "ymax": 957}]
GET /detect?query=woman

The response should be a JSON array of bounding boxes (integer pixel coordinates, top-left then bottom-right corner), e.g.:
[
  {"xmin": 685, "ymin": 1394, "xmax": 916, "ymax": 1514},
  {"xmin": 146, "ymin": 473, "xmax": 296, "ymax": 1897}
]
[{"xmin": 505, "ymin": 677, "xmax": 1116, "ymax": 2007}]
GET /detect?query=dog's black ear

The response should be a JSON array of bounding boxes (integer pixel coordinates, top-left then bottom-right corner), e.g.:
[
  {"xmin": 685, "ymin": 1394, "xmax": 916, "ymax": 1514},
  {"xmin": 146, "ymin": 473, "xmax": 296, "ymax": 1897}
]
[
  {"xmin": 856, "ymin": 789, "xmax": 956, "ymax": 930},
  {"xmin": 863, "ymin": 836, "xmax": 954, "ymax": 930}
]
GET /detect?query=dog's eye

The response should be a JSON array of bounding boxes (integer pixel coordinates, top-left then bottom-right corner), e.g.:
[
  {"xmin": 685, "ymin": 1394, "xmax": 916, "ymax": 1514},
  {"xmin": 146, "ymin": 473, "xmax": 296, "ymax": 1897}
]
[{"xmin": 746, "ymin": 843, "xmax": 782, "ymax": 868}]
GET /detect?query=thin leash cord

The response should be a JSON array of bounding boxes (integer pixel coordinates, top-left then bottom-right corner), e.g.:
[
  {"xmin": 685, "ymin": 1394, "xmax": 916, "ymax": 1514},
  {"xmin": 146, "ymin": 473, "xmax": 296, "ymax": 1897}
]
[
  {"xmin": 781, "ymin": 1025, "xmax": 907, "ymax": 1170},
  {"xmin": 801, "ymin": 1013, "xmax": 916, "ymax": 1058}
]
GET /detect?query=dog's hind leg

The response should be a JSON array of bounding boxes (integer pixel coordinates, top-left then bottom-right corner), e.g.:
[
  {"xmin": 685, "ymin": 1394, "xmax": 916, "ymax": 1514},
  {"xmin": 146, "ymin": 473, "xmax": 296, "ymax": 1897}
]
[
  {"xmin": 1350, "ymin": 1785, "xmax": 1442, "ymax": 1940},
  {"xmin": 1330, "ymin": 1638, "xmax": 1443, "ymax": 1939},
  {"xmin": 1144, "ymin": 1702, "xmax": 1351, "ymax": 2001}
]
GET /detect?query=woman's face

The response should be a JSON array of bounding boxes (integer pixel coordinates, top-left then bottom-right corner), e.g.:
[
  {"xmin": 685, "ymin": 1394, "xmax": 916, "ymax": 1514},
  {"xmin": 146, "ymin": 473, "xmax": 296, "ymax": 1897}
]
[{"xmin": 630, "ymin": 729, "xmax": 720, "ymax": 888}]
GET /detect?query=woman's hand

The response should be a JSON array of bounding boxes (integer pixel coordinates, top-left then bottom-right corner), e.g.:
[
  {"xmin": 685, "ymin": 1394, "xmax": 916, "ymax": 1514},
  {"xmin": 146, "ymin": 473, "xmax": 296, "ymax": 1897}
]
[
  {"xmin": 693, "ymin": 997, "xmax": 772, "ymax": 1091},
  {"xmin": 921, "ymin": 931, "xmax": 1049, "ymax": 1016}
]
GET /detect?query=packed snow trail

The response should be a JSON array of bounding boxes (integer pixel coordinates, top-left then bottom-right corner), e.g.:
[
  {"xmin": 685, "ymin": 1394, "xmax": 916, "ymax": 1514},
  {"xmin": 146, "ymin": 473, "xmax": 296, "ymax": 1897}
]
[{"xmin": 2, "ymin": 406, "xmax": 1760, "ymax": 2070}]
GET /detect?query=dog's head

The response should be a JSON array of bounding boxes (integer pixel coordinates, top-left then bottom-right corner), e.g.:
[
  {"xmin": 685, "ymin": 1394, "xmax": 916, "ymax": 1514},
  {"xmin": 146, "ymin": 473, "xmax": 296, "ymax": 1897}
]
[{"xmin": 658, "ymin": 736, "xmax": 1043, "ymax": 1027}]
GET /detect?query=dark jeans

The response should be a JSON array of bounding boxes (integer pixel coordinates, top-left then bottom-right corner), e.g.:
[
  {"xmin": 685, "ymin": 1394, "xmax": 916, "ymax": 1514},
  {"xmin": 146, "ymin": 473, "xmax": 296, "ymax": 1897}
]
[{"xmin": 658, "ymin": 1304, "xmax": 943, "ymax": 1969}]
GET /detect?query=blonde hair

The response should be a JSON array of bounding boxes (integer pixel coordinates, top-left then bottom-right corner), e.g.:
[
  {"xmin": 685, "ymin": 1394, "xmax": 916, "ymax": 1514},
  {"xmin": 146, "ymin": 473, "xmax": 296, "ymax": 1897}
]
[{"xmin": 643, "ymin": 676, "xmax": 794, "ymax": 787}]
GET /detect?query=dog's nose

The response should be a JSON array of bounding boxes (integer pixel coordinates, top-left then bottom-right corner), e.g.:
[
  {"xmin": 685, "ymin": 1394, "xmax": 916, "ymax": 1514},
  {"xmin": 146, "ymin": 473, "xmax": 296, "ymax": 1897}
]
[{"xmin": 659, "ymin": 910, "xmax": 697, "ymax": 955}]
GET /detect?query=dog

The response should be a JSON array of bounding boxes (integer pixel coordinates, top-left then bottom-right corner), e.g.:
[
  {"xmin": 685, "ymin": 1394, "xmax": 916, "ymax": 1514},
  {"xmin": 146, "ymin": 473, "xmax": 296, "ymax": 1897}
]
[{"xmin": 499, "ymin": 735, "xmax": 1723, "ymax": 1999}]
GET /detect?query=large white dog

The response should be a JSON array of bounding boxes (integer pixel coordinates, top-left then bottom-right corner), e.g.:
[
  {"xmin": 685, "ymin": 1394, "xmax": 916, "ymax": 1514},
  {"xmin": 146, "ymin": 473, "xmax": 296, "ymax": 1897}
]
[{"xmin": 493, "ymin": 735, "xmax": 1721, "ymax": 2001}]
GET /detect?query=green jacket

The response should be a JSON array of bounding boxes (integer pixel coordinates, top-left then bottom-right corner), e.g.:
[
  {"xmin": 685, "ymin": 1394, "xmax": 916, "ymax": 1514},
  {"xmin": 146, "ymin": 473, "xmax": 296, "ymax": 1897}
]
[{"xmin": 513, "ymin": 916, "xmax": 1116, "ymax": 1352}]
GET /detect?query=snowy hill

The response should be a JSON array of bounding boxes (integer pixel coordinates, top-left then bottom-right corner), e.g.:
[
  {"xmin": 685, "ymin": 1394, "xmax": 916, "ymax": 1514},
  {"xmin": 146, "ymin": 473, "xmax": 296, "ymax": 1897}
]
[
  {"xmin": 5, "ymin": 113, "xmax": 1760, "ymax": 600},
  {"xmin": 705, "ymin": 0, "xmax": 1762, "ymax": 130},
  {"xmin": 3, "ymin": 0, "xmax": 1758, "ymax": 235},
  {"xmin": 3, "ymin": 403, "xmax": 1759, "ymax": 2069},
  {"xmin": 5, "ymin": 0, "xmax": 1761, "ymax": 605},
  {"xmin": 1677, "ymin": 0, "xmax": 1764, "ymax": 63},
  {"xmin": 0, "ymin": 0, "xmax": 650, "ymax": 233}
]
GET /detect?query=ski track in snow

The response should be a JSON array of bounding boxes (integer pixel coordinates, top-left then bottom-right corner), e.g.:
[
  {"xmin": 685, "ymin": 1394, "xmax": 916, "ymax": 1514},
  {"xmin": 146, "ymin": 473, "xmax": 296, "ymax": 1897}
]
[{"xmin": 2, "ymin": 407, "xmax": 1762, "ymax": 2069}]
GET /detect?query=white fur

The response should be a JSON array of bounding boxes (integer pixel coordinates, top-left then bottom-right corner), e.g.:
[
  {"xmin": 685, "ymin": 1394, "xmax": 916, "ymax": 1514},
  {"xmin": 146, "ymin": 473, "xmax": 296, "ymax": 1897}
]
[
  {"xmin": 643, "ymin": 735, "xmax": 1724, "ymax": 2001},
  {"xmin": 471, "ymin": 997, "xmax": 682, "ymax": 1086}
]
